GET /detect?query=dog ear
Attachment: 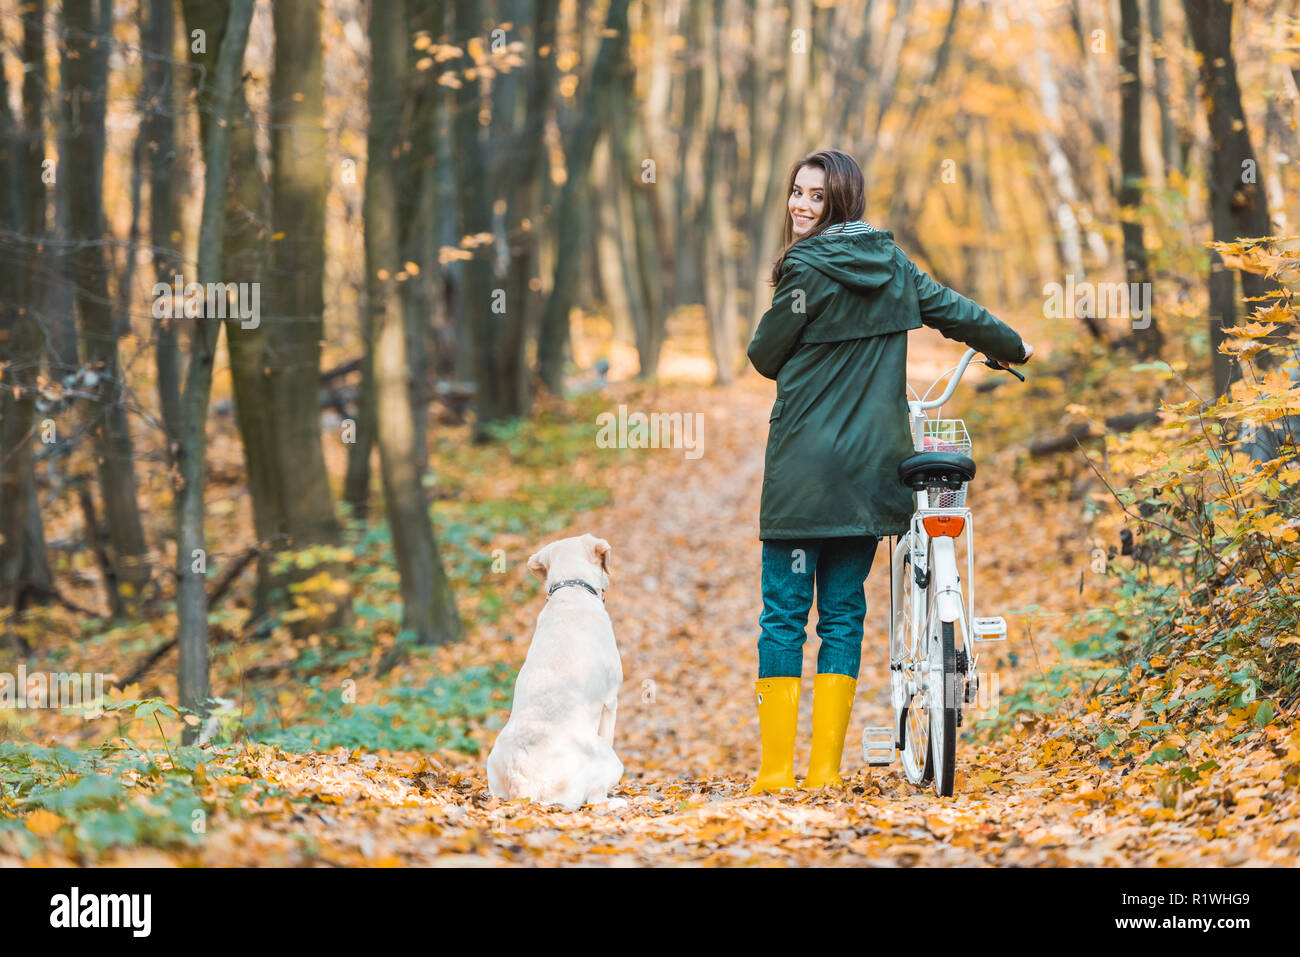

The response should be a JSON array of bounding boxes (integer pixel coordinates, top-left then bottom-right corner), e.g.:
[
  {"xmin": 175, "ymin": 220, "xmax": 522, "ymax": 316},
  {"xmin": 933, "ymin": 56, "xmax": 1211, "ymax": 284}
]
[
  {"xmin": 589, "ymin": 536, "xmax": 612, "ymax": 583},
  {"xmin": 527, "ymin": 543, "xmax": 551, "ymax": 581}
]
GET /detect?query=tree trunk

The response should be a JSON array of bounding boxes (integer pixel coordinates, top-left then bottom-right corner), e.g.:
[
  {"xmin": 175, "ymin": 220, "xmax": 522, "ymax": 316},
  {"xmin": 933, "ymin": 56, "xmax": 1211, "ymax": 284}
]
[
  {"xmin": 342, "ymin": 289, "xmax": 377, "ymax": 520},
  {"xmin": 496, "ymin": 0, "xmax": 559, "ymax": 418},
  {"xmin": 216, "ymin": 84, "xmax": 274, "ymax": 614},
  {"xmin": 1183, "ymin": 0, "xmax": 1275, "ymax": 395},
  {"xmin": 643, "ymin": 0, "xmax": 678, "ymax": 326},
  {"xmin": 745, "ymin": 0, "xmax": 810, "ymax": 340},
  {"xmin": 219, "ymin": 0, "xmax": 342, "ymax": 617},
  {"xmin": 697, "ymin": 0, "xmax": 739, "ymax": 384},
  {"xmin": 451, "ymin": 0, "xmax": 499, "ymax": 439},
  {"xmin": 609, "ymin": 42, "xmax": 665, "ymax": 379},
  {"xmin": 62, "ymin": 0, "xmax": 152, "ymax": 608},
  {"xmin": 145, "ymin": 0, "xmax": 184, "ymax": 450},
  {"xmin": 1066, "ymin": 0, "xmax": 1118, "ymax": 198},
  {"xmin": 176, "ymin": 0, "xmax": 256, "ymax": 740},
  {"xmin": 368, "ymin": 0, "xmax": 462, "ymax": 646},
  {"xmin": 1020, "ymin": 5, "xmax": 1110, "ymax": 341},
  {"xmin": 1179, "ymin": 19, "xmax": 1199, "ymax": 180},
  {"xmin": 432, "ymin": 69, "xmax": 471, "ymax": 383},
  {"xmin": 398, "ymin": 1, "xmax": 444, "ymax": 469},
  {"xmin": 266, "ymin": 0, "xmax": 340, "ymax": 541},
  {"xmin": 1119, "ymin": 0, "xmax": 1162, "ymax": 358},
  {"xmin": 742, "ymin": 0, "xmax": 779, "ymax": 332},
  {"xmin": 0, "ymin": 18, "xmax": 48, "ymax": 615},
  {"xmin": 14, "ymin": 0, "xmax": 51, "ymax": 609},
  {"xmin": 45, "ymin": 0, "xmax": 78, "ymax": 383},
  {"xmin": 675, "ymin": 0, "xmax": 706, "ymax": 312},
  {"xmin": 1148, "ymin": 0, "xmax": 1180, "ymax": 179},
  {"xmin": 536, "ymin": 0, "xmax": 632, "ymax": 393},
  {"xmin": 591, "ymin": 134, "xmax": 637, "ymax": 347}
]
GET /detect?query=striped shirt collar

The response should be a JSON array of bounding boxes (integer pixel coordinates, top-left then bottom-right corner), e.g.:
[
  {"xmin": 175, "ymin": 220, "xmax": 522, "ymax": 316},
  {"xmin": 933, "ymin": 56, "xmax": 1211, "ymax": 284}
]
[{"xmin": 822, "ymin": 220, "xmax": 877, "ymax": 235}]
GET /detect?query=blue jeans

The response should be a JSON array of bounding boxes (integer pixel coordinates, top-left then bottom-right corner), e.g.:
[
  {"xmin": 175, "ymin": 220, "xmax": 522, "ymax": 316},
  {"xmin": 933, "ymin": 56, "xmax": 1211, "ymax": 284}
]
[{"xmin": 758, "ymin": 536, "xmax": 879, "ymax": 679}]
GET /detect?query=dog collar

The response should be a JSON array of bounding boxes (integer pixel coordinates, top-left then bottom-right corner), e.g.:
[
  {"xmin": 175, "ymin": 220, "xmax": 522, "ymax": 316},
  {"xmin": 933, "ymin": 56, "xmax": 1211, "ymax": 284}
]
[{"xmin": 547, "ymin": 578, "xmax": 603, "ymax": 602}]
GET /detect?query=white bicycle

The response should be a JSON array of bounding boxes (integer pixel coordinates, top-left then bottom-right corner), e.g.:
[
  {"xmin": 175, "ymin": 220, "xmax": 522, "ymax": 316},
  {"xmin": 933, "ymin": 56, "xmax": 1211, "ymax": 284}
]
[{"xmin": 861, "ymin": 348, "xmax": 1022, "ymax": 797}]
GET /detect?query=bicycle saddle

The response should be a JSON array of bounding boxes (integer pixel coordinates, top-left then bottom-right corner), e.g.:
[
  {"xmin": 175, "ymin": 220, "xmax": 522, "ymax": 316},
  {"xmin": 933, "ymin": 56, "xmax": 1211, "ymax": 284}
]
[{"xmin": 897, "ymin": 451, "xmax": 976, "ymax": 490}]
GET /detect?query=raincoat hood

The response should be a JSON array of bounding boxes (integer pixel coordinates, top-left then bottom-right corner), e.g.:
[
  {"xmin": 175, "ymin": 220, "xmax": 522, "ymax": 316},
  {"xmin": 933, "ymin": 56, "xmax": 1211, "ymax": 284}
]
[{"xmin": 782, "ymin": 222, "xmax": 897, "ymax": 293}]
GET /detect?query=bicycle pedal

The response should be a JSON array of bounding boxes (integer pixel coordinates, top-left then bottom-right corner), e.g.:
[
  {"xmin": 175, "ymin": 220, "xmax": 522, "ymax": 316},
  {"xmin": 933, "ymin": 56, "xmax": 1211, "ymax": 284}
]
[
  {"xmin": 862, "ymin": 726, "xmax": 895, "ymax": 766},
  {"xmin": 972, "ymin": 616, "xmax": 1007, "ymax": 643}
]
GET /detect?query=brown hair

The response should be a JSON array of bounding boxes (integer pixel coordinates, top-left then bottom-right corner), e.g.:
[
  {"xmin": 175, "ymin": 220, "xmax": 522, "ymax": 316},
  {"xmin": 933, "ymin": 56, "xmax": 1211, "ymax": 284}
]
[{"xmin": 768, "ymin": 148, "xmax": 867, "ymax": 286}]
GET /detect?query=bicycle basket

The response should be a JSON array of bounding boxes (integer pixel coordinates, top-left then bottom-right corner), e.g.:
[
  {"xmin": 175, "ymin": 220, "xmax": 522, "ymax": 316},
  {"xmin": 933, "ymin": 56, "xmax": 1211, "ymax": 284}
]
[{"xmin": 921, "ymin": 418, "xmax": 972, "ymax": 508}]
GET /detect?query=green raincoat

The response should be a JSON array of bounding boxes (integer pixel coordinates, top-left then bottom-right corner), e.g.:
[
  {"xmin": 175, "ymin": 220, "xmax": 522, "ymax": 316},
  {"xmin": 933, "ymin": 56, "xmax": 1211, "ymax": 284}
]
[{"xmin": 747, "ymin": 222, "xmax": 1027, "ymax": 540}]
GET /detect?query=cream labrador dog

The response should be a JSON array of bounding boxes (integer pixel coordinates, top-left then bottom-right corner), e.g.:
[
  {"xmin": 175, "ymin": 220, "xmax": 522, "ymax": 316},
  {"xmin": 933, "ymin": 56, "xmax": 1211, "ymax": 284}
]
[{"xmin": 486, "ymin": 534, "xmax": 624, "ymax": 810}]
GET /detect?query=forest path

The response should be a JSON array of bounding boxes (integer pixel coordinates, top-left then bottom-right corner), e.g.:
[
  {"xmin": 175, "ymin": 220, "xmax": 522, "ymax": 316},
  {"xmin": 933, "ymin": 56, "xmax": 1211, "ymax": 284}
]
[{"xmin": 225, "ymin": 332, "xmax": 1286, "ymax": 866}]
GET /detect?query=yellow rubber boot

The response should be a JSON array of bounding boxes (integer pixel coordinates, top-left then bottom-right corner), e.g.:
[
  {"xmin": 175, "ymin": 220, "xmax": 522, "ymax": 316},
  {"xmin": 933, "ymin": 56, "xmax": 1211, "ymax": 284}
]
[
  {"xmin": 803, "ymin": 673, "xmax": 857, "ymax": 788},
  {"xmin": 748, "ymin": 677, "xmax": 800, "ymax": 794}
]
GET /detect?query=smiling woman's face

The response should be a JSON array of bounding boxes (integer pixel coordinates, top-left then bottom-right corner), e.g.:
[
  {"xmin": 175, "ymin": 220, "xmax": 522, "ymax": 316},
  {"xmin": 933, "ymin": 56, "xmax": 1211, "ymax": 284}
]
[{"xmin": 788, "ymin": 164, "xmax": 825, "ymax": 238}]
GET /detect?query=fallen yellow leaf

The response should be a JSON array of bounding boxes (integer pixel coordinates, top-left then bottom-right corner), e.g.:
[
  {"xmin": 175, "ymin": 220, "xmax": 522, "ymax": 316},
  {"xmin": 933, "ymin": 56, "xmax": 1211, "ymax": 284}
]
[{"xmin": 25, "ymin": 809, "xmax": 64, "ymax": 836}]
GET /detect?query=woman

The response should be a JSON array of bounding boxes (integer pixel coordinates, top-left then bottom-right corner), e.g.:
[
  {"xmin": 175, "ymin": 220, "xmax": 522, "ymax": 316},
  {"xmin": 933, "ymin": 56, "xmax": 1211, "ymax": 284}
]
[{"xmin": 745, "ymin": 148, "xmax": 1032, "ymax": 793}]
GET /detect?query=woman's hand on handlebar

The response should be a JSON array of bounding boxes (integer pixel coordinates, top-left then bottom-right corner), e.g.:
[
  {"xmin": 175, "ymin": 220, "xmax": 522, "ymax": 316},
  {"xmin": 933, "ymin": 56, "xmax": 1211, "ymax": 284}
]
[{"xmin": 983, "ymin": 342, "xmax": 1032, "ymax": 370}]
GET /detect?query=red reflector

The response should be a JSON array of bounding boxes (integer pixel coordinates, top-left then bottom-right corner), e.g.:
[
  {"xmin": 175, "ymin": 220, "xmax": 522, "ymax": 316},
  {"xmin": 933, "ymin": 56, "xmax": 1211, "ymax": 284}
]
[{"xmin": 922, "ymin": 515, "xmax": 965, "ymax": 537}]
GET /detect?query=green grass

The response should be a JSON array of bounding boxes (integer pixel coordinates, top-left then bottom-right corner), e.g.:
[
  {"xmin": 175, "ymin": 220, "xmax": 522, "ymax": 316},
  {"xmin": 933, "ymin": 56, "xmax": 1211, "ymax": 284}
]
[
  {"xmin": 0, "ymin": 742, "xmax": 208, "ymax": 858},
  {"xmin": 251, "ymin": 664, "xmax": 515, "ymax": 753}
]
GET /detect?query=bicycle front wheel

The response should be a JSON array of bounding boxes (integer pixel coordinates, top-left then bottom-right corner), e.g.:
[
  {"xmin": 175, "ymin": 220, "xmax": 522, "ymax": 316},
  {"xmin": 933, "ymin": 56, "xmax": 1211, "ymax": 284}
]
[
  {"xmin": 897, "ymin": 538, "xmax": 931, "ymax": 787},
  {"xmin": 900, "ymin": 689, "xmax": 934, "ymax": 786}
]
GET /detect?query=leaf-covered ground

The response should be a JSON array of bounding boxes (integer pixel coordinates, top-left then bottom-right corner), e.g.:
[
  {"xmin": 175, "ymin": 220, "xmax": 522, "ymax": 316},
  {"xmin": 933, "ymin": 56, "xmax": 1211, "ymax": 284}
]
[{"xmin": 4, "ymin": 330, "xmax": 1298, "ymax": 866}]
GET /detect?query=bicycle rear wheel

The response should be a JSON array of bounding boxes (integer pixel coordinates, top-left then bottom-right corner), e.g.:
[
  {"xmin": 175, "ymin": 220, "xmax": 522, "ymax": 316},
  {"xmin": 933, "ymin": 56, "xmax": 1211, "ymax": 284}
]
[{"xmin": 930, "ymin": 620, "xmax": 958, "ymax": 797}]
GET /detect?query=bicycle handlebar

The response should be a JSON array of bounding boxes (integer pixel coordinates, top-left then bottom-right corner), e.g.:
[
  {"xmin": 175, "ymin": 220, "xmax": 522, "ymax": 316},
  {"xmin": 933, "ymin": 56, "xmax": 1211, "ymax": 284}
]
[
  {"xmin": 915, "ymin": 347, "xmax": 1025, "ymax": 411},
  {"xmin": 916, "ymin": 349, "xmax": 978, "ymax": 410}
]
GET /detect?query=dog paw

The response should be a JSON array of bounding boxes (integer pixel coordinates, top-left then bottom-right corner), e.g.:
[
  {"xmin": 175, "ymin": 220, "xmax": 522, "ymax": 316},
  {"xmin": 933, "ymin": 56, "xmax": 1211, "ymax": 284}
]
[{"xmin": 592, "ymin": 797, "xmax": 628, "ymax": 811}]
